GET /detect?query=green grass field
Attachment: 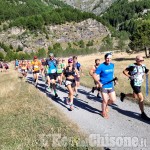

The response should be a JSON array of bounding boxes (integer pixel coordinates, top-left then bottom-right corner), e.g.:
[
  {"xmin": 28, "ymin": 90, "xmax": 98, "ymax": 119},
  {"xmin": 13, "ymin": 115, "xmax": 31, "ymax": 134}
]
[{"xmin": 0, "ymin": 68, "xmax": 100, "ymax": 150}]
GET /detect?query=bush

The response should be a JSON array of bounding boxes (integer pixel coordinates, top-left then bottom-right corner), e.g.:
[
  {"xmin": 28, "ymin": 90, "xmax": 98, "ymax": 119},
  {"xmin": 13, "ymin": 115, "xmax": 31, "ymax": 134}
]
[{"xmin": 0, "ymin": 52, "xmax": 4, "ymax": 60}]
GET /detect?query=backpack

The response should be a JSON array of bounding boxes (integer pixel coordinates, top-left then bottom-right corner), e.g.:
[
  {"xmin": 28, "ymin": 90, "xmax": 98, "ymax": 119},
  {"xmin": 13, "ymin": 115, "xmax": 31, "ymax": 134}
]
[{"xmin": 128, "ymin": 64, "xmax": 148, "ymax": 76}]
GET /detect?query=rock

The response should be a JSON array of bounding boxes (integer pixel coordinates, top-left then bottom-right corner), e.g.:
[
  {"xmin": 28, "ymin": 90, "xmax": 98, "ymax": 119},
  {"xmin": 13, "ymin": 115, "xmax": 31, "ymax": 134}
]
[
  {"xmin": 0, "ymin": 19, "xmax": 108, "ymax": 51},
  {"xmin": 61, "ymin": 0, "xmax": 117, "ymax": 15}
]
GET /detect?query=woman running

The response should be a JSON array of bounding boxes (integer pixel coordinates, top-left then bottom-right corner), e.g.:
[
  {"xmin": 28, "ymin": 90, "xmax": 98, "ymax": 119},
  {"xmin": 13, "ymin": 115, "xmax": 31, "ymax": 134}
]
[
  {"xmin": 56, "ymin": 58, "xmax": 63, "ymax": 85},
  {"xmin": 21, "ymin": 60, "xmax": 27, "ymax": 78},
  {"xmin": 63, "ymin": 58, "xmax": 79, "ymax": 110}
]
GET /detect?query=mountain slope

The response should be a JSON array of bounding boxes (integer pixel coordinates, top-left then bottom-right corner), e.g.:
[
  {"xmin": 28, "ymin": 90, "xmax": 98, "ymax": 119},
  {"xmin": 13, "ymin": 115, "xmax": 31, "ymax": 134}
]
[
  {"xmin": 61, "ymin": 0, "xmax": 117, "ymax": 15},
  {"xmin": 0, "ymin": 0, "xmax": 70, "ymax": 22}
]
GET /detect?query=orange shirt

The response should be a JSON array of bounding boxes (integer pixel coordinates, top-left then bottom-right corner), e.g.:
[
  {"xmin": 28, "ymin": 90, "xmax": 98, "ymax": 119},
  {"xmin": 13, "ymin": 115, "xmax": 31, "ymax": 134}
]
[{"xmin": 31, "ymin": 60, "xmax": 41, "ymax": 71}]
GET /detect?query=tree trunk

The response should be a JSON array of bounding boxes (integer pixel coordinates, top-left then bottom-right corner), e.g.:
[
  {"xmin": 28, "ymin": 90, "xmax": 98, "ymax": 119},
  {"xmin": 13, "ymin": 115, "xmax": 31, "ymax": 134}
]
[{"xmin": 145, "ymin": 47, "xmax": 149, "ymax": 58}]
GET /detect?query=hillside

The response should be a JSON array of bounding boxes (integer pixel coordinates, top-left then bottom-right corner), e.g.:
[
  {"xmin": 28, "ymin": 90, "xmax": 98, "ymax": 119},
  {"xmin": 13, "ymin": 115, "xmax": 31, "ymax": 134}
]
[
  {"xmin": 0, "ymin": 0, "xmax": 110, "ymax": 60},
  {"xmin": 101, "ymin": 0, "xmax": 150, "ymax": 52},
  {"xmin": 61, "ymin": 0, "xmax": 117, "ymax": 15},
  {"xmin": 0, "ymin": 19, "xmax": 108, "ymax": 53},
  {"xmin": 0, "ymin": 0, "xmax": 69, "ymax": 22}
]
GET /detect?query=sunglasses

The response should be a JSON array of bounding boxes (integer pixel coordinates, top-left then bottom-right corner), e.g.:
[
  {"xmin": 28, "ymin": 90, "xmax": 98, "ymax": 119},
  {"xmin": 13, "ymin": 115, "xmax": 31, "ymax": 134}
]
[{"xmin": 137, "ymin": 59, "xmax": 144, "ymax": 62}]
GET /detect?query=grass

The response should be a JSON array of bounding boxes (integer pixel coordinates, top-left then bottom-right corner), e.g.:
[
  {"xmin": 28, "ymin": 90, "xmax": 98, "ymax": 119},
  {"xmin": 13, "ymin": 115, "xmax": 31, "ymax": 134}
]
[
  {"xmin": 0, "ymin": 68, "xmax": 100, "ymax": 150},
  {"xmin": 78, "ymin": 52, "xmax": 150, "ymax": 105}
]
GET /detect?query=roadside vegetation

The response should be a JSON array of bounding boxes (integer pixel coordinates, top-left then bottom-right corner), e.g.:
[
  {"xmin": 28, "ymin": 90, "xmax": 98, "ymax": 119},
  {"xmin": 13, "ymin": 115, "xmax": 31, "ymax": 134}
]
[{"xmin": 0, "ymin": 66, "xmax": 99, "ymax": 150}]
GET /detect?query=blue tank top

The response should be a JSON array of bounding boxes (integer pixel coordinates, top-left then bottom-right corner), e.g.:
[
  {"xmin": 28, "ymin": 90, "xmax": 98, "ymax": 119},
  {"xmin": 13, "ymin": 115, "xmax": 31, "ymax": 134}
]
[{"xmin": 46, "ymin": 59, "xmax": 57, "ymax": 74}]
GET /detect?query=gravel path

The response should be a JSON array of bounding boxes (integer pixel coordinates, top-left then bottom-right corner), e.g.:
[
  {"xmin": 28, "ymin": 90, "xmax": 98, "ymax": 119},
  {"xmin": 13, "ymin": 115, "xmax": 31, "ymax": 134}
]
[{"xmin": 27, "ymin": 74, "xmax": 150, "ymax": 150}]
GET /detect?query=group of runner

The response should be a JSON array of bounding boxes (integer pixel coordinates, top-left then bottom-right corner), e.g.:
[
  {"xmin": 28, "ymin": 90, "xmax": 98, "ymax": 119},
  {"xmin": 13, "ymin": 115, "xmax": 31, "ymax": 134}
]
[
  {"xmin": 15, "ymin": 53, "xmax": 150, "ymax": 121},
  {"xmin": 15, "ymin": 54, "xmax": 82, "ymax": 110}
]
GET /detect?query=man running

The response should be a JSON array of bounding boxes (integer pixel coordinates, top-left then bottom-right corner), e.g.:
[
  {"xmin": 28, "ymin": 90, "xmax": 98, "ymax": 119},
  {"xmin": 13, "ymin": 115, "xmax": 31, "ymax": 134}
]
[
  {"xmin": 120, "ymin": 55, "xmax": 150, "ymax": 121},
  {"xmin": 93, "ymin": 53, "xmax": 117, "ymax": 119},
  {"xmin": 73, "ymin": 56, "xmax": 83, "ymax": 98},
  {"xmin": 46, "ymin": 53, "xmax": 58, "ymax": 98},
  {"xmin": 89, "ymin": 59, "xmax": 101, "ymax": 98},
  {"xmin": 15, "ymin": 59, "xmax": 19, "ymax": 70},
  {"xmin": 31, "ymin": 56, "xmax": 41, "ymax": 87}
]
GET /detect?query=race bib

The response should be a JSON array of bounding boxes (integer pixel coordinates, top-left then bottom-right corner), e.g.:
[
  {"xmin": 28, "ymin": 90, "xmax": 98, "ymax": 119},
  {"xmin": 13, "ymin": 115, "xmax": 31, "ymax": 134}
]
[
  {"xmin": 51, "ymin": 69, "xmax": 56, "ymax": 73},
  {"xmin": 34, "ymin": 65, "xmax": 39, "ymax": 69}
]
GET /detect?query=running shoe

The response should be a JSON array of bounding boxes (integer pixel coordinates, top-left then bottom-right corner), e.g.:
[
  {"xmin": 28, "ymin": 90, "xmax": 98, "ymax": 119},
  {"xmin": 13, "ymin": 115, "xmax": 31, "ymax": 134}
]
[
  {"xmin": 66, "ymin": 98, "xmax": 70, "ymax": 105},
  {"xmin": 50, "ymin": 83, "xmax": 53, "ymax": 89},
  {"xmin": 46, "ymin": 87, "xmax": 51, "ymax": 92},
  {"xmin": 120, "ymin": 93, "xmax": 126, "ymax": 102},
  {"xmin": 92, "ymin": 87, "xmax": 95, "ymax": 93},
  {"xmin": 70, "ymin": 104, "xmax": 74, "ymax": 111},
  {"xmin": 97, "ymin": 93, "xmax": 101, "ymax": 98},
  {"xmin": 34, "ymin": 82, "xmax": 37, "ymax": 86},
  {"xmin": 141, "ymin": 112, "xmax": 150, "ymax": 121},
  {"xmin": 55, "ymin": 93, "xmax": 58, "ymax": 98},
  {"xmin": 75, "ymin": 93, "xmax": 79, "ymax": 98}
]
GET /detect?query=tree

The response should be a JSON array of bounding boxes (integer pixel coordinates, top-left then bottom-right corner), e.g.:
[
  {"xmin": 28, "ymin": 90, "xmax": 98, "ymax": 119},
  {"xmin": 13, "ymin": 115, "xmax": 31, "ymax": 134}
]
[
  {"xmin": 129, "ymin": 20, "xmax": 150, "ymax": 56},
  {"xmin": 37, "ymin": 48, "xmax": 46, "ymax": 58},
  {"xmin": 0, "ymin": 52, "xmax": 4, "ymax": 60}
]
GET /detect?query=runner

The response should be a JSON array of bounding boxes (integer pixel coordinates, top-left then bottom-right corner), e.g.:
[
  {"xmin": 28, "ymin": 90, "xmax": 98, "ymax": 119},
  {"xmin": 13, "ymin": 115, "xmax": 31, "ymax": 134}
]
[
  {"xmin": 120, "ymin": 55, "xmax": 150, "ymax": 121},
  {"xmin": 61, "ymin": 58, "xmax": 67, "ymax": 85},
  {"xmin": 3, "ymin": 62, "xmax": 9, "ymax": 72},
  {"xmin": 61, "ymin": 58, "xmax": 66, "ymax": 70},
  {"xmin": 31, "ymin": 56, "xmax": 41, "ymax": 87},
  {"xmin": 15, "ymin": 59, "xmax": 19, "ymax": 70},
  {"xmin": 21, "ymin": 60, "xmax": 27, "ymax": 78},
  {"xmin": 63, "ymin": 57, "xmax": 79, "ymax": 110},
  {"xmin": 41, "ymin": 58, "xmax": 46, "ymax": 81},
  {"xmin": 26, "ymin": 60, "xmax": 31, "ymax": 73},
  {"xmin": 93, "ymin": 53, "xmax": 117, "ymax": 119},
  {"xmin": 56, "ymin": 58, "xmax": 63, "ymax": 85},
  {"xmin": 0, "ymin": 61, "xmax": 3, "ymax": 72},
  {"xmin": 89, "ymin": 59, "xmax": 101, "ymax": 98},
  {"xmin": 73, "ymin": 56, "xmax": 83, "ymax": 98},
  {"xmin": 46, "ymin": 53, "xmax": 58, "ymax": 98}
]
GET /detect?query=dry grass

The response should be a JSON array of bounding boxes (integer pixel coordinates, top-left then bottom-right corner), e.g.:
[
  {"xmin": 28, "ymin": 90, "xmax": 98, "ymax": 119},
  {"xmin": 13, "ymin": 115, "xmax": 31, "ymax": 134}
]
[
  {"xmin": 0, "ymin": 68, "xmax": 99, "ymax": 150},
  {"xmin": 78, "ymin": 52, "xmax": 150, "ymax": 104}
]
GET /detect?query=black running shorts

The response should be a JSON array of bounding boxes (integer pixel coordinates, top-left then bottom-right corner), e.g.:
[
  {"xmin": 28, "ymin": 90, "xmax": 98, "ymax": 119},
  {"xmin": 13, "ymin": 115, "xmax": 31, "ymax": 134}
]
[
  {"xmin": 130, "ymin": 81, "xmax": 141, "ymax": 94},
  {"xmin": 48, "ymin": 73, "xmax": 57, "ymax": 80}
]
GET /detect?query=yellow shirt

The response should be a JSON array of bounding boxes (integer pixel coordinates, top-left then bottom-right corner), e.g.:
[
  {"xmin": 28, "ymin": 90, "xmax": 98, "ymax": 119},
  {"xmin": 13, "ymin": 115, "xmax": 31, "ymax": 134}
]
[{"xmin": 31, "ymin": 60, "xmax": 41, "ymax": 71}]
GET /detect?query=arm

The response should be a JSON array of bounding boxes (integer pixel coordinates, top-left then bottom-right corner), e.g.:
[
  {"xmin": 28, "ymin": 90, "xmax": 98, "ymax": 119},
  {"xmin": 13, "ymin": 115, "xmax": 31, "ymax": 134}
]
[
  {"xmin": 75, "ymin": 68, "xmax": 79, "ymax": 77},
  {"xmin": 93, "ymin": 65, "xmax": 103, "ymax": 88},
  {"xmin": 89, "ymin": 66, "xmax": 95, "ymax": 77},
  {"xmin": 123, "ymin": 69, "xmax": 131, "ymax": 78},
  {"xmin": 93, "ymin": 73, "xmax": 102, "ymax": 88}
]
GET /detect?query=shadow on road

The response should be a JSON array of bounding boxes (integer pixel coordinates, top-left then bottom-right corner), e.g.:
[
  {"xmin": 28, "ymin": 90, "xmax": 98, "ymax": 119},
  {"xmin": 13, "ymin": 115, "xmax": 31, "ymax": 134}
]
[
  {"xmin": 74, "ymin": 98, "xmax": 101, "ymax": 115},
  {"xmin": 26, "ymin": 76, "xmax": 149, "ymax": 123},
  {"xmin": 78, "ymin": 89, "xmax": 102, "ymax": 102},
  {"xmin": 111, "ymin": 105, "xmax": 150, "ymax": 125}
]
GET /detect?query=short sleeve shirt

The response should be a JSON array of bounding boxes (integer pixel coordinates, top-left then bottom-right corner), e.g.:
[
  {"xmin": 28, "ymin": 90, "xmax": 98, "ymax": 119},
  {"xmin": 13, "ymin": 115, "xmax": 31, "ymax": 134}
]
[
  {"xmin": 95, "ymin": 62, "xmax": 114, "ymax": 88},
  {"xmin": 46, "ymin": 59, "xmax": 57, "ymax": 74},
  {"xmin": 126, "ymin": 63, "xmax": 146, "ymax": 86}
]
